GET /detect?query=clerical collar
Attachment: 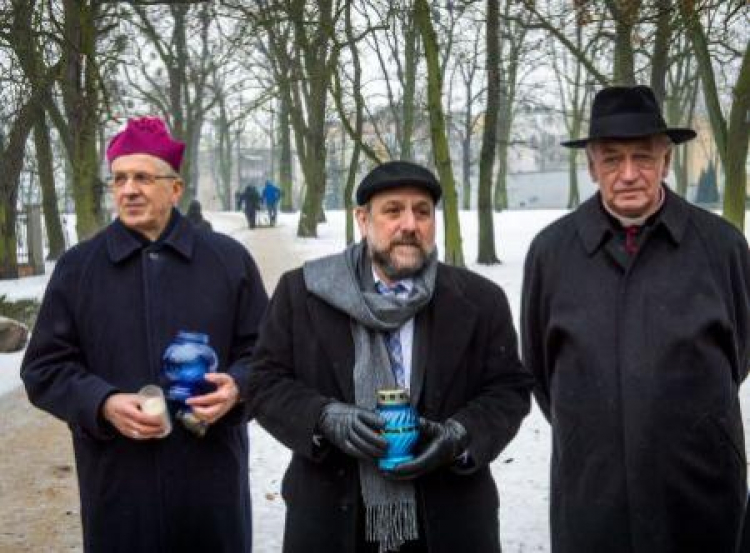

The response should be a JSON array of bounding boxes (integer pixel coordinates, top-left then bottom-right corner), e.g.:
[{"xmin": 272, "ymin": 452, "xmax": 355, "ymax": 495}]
[{"xmin": 601, "ymin": 185, "xmax": 665, "ymax": 227}]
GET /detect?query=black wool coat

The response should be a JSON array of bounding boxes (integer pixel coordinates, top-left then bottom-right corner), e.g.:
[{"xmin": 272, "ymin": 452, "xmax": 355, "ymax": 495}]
[
  {"xmin": 247, "ymin": 261, "xmax": 533, "ymax": 553},
  {"xmin": 521, "ymin": 188, "xmax": 750, "ymax": 553},
  {"xmin": 21, "ymin": 213, "xmax": 268, "ymax": 553}
]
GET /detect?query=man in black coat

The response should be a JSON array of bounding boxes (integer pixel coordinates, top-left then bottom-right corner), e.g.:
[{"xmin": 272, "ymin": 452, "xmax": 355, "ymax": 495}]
[
  {"xmin": 247, "ymin": 160, "xmax": 533, "ymax": 553},
  {"xmin": 521, "ymin": 85, "xmax": 750, "ymax": 553},
  {"xmin": 238, "ymin": 183, "xmax": 261, "ymax": 229},
  {"xmin": 21, "ymin": 117, "xmax": 268, "ymax": 552}
]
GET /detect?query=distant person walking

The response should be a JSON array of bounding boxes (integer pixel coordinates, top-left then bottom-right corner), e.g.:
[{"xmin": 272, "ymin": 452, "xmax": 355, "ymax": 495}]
[
  {"xmin": 185, "ymin": 199, "xmax": 212, "ymax": 232},
  {"xmin": 238, "ymin": 184, "xmax": 261, "ymax": 229},
  {"xmin": 262, "ymin": 180, "xmax": 281, "ymax": 226}
]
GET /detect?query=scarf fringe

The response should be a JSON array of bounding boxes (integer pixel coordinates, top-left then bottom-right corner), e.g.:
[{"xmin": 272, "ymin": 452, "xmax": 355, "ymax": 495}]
[{"xmin": 366, "ymin": 501, "xmax": 419, "ymax": 553}]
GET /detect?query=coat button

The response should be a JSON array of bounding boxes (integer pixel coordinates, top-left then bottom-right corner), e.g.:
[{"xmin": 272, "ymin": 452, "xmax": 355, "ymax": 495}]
[
  {"xmin": 337, "ymin": 468, "xmax": 345, "ymax": 477},
  {"xmin": 148, "ymin": 252, "xmax": 160, "ymax": 260},
  {"xmin": 340, "ymin": 503, "xmax": 350, "ymax": 512}
]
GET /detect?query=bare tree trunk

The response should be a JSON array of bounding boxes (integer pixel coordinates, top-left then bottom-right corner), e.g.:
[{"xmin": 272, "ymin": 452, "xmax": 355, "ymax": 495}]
[
  {"xmin": 649, "ymin": 0, "xmax": 671, "ymax": 105},
  {"xmin": 401, "ymin": 7, "xmax": 418, "ymax": 161},
  {"xmin": 33, "ymin": 115, "xmax": 65, "ymax": 260},
  {"xmin": 214, "ymin": 99, "xmax": 233, "ymax": 210},
  {"xmin": 461, "ymin": 132, "xmax": 472, "ymax": 210},
  {"xmin": 278, "ymin": 94, "xmax": 294, "ymax": 212},
  {"xmin": 477, "ymin": 0, "xmax": 499, "ymax": 264},
  {"xmin": 415, "ymin": 0, "xmax": 463, "ymax": 266},
  {"xmin": 723, "ymin": 43, "xmax": 750, "ymax": 231},
  {"xmin": 493, "ymin": 1, "xmax": 525, "ymax": 212},
  {"xmin": 607, "ymin": 0, "xmax": 640, "ymax": 85},
  {"xmin": 61, "ymin": 0, "xmax": 103, "ymax": 240},
  {"xmin": 680, "ymin": 0, "xmax": 745, "ymax": 230},
  {"xmin": 0, "ymin": 98, "xmax": 37, "ymax": 278}
]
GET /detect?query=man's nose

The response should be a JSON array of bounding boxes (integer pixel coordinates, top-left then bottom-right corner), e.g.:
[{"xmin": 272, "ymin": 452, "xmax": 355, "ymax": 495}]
[
  {"xmin": 620, "ymin": 157, "xmax": 639, "ymax": 181},
  {"xmin": 400, "ymin": 209, "xmax": 417, "ymax": 231}
]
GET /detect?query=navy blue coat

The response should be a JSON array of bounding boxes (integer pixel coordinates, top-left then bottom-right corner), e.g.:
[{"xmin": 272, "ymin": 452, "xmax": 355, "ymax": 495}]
[
  {"xmin": 248, "ymin": 262, "xmax": 533, "ymax": 553},
  {"xmin": 522, "ymin": 188, "xmax": 750, "ymax": 553},
  {"xmin": 21, "ymin": 212, "xmax": 268, "ymax": 553}
]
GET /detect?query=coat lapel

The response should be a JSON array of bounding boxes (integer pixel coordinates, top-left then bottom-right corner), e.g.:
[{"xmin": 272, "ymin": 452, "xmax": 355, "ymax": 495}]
[
  {"xmin": 421, "ymin": 266, "xmax": 478, "ymax": 415},
  {"xmin": 306, "ymin": 295, "xmax": 356, "ymax": 402}
]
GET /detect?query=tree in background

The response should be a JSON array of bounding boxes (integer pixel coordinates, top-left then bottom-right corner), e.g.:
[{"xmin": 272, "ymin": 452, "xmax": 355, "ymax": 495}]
[
  {"xmin": 476, "ymin": 0, "xmax": 499, "ymax": 264},
  {"xmin": 679, "ymin": 0, "xmax": 748, "ymax": 231},
  {"xmin": 415, "ymin": 0, "xmax": 464, "ymax": 266}
]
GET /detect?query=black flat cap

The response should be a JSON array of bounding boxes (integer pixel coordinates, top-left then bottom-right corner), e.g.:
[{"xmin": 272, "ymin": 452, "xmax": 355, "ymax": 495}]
[{"xmin": 356, "ymin": 160, "xmax": 442, "ymax": 205}]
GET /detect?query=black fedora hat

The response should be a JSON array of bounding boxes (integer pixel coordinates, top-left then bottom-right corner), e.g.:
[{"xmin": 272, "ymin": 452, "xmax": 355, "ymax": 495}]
[
  {"xmin": 356, "ymin": 160, "xmax": 442, "ymax": 205},
  {"xmin": 561, "ymin": 85, "xmax": 697, "ymax": 148}
]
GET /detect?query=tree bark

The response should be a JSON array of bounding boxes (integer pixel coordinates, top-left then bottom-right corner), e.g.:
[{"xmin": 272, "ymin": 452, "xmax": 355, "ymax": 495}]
[
  {"xmin": 400, "ymin": 7, "xmax": 418, "ymax": 162},
  {"xmin": 723, "ymin": 43, "xmax": 749, "ymax": 231},
  {"xmin": 414, "ymin": 0, "xmax": 464, "ymax": 266},
  {"xmin": 61, "ymin": 0, "xmax": 103, "ymax": 241},
  {"xmin": 680, "ymin": 0, "xmax": 745, "ymax": 230},
  {"xmin": 607, "ymin": 0, "xmax": 641, "ymax": 85},
  {"xmin": 33, "ymin": 115, "xmax": 65, "ymax": 260},
  {"xmin": 477, "ymin": 0, "xmax": 499, "ymax": 264},
  {"xmin": 278, "ymin": 93, "xmax": 294, "ymax": 212},
  {"xmin": 649, "ymin": 0, "xmax": 671, "ymax": 106},
  {"xmin": 0, "ymin": 98, "xmax": 37, "ymax": 278}
]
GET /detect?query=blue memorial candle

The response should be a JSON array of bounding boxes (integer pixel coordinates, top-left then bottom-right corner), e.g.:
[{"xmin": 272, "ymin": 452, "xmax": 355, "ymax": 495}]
[{"xmin": 377, "ymin": 388, "xmax": 419, "ymax": 471}]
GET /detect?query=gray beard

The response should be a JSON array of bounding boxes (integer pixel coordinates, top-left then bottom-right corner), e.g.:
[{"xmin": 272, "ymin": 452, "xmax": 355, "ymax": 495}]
[{"xmin": 369, "ymin": 240, "xmax": 433, "ymax": 281}]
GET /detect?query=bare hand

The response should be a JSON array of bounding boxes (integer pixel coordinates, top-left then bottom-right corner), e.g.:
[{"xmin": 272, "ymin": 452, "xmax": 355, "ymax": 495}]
[
  {"xmin": 102, "ymin": 393, "xmax": 167, "ymax": 440},
  {"xmin": 185, "ymin": 373, "xmax": 240, "ymax": 425}
]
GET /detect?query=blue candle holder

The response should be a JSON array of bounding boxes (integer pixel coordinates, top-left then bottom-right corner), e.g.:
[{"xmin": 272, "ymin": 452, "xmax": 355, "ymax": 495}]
[
  {"xmin": 377, "ymin": 388, "xmax": 419, "ymax": 471},
  {"xmin": 162, "ymin": 331, "xmax": 218, "ymax": 436}
]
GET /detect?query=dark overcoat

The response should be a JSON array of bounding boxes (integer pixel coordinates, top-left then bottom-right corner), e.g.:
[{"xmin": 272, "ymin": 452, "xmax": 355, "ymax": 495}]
[
  {"xmin": 521, "ymin": 188, "xmax": 750, "ymax": 553},
  {"xmin": 21, "ymin": 212, "xmax": 268, "ymax": 553},
  {"xmin": 247, "ymin": 262, "xmax": 533, "ymax": 553}
]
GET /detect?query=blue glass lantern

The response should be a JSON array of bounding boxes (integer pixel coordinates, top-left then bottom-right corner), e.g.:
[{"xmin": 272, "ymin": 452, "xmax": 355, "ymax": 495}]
[
  {"xmin": 162, "ymin": 331, "xmax": 218, "ymax": 436},
  {"xmin": 377, "ymin": 388, "xmax": 419, "ymax": 471}
]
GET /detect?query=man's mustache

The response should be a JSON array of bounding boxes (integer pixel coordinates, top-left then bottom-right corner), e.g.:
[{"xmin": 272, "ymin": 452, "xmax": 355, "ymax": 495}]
[{"xmin": 390, "ymin": 235, "xmax": 421, "ymax": 248}]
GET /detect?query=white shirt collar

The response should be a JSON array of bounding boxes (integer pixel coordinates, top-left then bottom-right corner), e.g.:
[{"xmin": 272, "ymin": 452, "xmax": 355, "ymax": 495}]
[{"xmin": 371, "ymin": 267, "xmax": 414, "ymax": 293}]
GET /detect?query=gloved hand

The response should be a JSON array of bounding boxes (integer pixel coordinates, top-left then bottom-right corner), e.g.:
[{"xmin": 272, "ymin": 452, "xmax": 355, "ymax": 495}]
[
  {"xmin": 318, "ymin": 402, "xmax": 388, "ymax": 462},
  {"xmin": 386, "ymin": 418, "xmax": 469, "ymax": 480}
]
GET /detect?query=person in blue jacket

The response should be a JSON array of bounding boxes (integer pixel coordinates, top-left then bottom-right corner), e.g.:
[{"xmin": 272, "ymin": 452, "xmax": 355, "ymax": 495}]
[
  {"xmin": 262, "ymin": 179, "xmax": 282, "ymax": 226},
  {"xmin": 21, "ymin": 117, "xmax": 268, "ymax": 553}
]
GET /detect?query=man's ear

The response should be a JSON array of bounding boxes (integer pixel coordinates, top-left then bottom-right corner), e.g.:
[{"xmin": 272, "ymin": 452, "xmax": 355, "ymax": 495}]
[
  {"xmin": 661, "ymin": 148, "xmax": 673, "ymax": 180},
  {"xmin": 354, "ymin": 206, "xmax": 369, "ymax": 239},
  {"xmin": 171, "ymin": 179, "xmax": 185, "ymax": 205}
]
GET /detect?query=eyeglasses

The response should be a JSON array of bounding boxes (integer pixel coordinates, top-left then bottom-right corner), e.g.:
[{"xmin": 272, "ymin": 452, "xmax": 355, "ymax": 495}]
[{"xmin": 109, "ymin": 171, "xmax": 176, "ymax": 188}]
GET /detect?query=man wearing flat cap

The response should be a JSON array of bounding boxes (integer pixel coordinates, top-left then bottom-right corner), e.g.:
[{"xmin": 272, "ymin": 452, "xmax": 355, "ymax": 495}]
[
  {"xmin": 22, "ymin": 117, "xmax": 268, "ymax": 552},
  {"xmin": 521, "ymin": 85, "xmax": 750, "ymax": 553},
  {"xmin": 247, "ymin": 160, "xmax": 533, "ymax": 552}
]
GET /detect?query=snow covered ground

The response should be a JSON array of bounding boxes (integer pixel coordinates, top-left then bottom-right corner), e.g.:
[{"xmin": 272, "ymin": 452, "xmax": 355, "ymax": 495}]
[{"xmin": 1, "ymin": 207, "xmax": 748, "ymax": 552}]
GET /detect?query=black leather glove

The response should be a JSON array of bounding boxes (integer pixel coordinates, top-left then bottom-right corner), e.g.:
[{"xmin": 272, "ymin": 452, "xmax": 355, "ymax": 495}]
[
  {"xmin": 318, "ymin": 402, "xmax": 388, "ymax": 462},
  {"xmin": 386, "ymin": 418, "xmax": 469, "ymax": 480}
]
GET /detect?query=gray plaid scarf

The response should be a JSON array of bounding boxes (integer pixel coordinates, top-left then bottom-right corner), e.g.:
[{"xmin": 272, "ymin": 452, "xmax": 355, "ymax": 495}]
[{"xmin": 303, "ymin": 241, "xmax": 437, "ymax": 552}]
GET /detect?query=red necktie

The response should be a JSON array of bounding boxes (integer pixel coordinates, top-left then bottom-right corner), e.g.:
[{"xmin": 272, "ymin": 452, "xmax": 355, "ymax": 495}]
[{"xmin": 624, "ymin": 226, "xmax": 639, "ymax": 255}]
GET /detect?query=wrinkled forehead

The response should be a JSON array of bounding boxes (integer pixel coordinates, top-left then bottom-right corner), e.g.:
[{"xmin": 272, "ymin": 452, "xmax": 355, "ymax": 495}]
[
  {"xmin": 110, "ymin": 153, "xmax": 173, "ymax": 174},
  {"xmin": 591, "ymin": 134, "xmax": 670, "ymax": 154}
]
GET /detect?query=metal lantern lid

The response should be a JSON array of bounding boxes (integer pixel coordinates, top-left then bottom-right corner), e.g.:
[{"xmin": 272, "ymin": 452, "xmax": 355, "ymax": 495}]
[{"xmin": 377, "ymin": 388, "xmax": 410, "ymax": 406}]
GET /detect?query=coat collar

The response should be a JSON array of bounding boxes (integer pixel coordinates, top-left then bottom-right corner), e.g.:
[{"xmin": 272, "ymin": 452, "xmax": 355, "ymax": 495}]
[
  {"xmin": 106, "ymin": 209, "xmax": 195, "ymax": 263},
  {"xmin": 575, "ymin": 185, "xmax": 689, "ymax": 256}
]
